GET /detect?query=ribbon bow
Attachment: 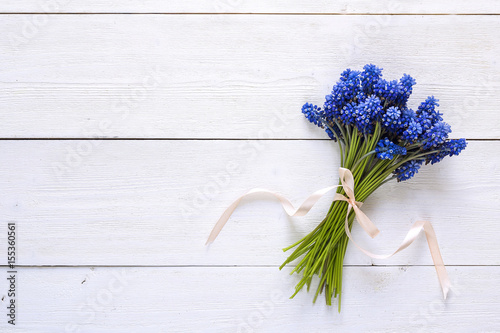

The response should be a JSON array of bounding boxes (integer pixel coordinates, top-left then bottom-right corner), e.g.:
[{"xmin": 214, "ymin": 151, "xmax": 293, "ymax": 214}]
[{"xmin": 206, "ymin": 167, "xmax": 451, "ymax": 299}]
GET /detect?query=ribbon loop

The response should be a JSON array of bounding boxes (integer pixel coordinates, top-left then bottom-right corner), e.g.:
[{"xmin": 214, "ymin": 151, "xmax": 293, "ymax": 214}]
[
  {"xmin": 206, "ymin": 168, "xmax": 450, "ymax": 299},
  {"xmin": 205, "ymin": 186, "xmax": 340, "ymax": 245},
  {"xmin": 339, "ymin": 167, "xmax": 356, "ymax": 200}
]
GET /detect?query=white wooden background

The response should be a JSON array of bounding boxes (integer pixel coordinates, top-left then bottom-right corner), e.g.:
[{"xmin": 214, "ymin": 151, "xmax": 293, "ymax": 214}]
[{"xmin": 1, "ymin": 1, "xmax": 500, "ymax": 332}]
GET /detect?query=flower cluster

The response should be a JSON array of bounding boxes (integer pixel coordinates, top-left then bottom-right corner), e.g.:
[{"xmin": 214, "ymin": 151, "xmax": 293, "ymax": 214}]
[
  {"xmin": 375, "ymin": 138, "xmax": 406, "ymax": 160},
  {"xmin": 302, "ymin": 64, "xmax": 467, "ymax": 182},
  {"xmin": 286, "ymin": 65, "xmax": 468, "ymax": 309}
]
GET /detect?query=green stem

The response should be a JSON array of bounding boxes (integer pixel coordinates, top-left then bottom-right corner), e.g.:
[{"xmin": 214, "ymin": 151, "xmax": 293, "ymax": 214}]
[
  {"xmin": 281, "ymin": 121, "xmax": 407, "ymax": 310},
  {"xmin": 351, "ymin": 150, "xmax": 375, "ymax": 172}
]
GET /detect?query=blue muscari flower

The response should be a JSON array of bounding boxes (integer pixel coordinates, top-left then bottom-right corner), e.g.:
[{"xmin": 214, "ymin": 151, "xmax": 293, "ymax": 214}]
[
  {"xmin": 426, "ymin": 138, "xmax": 467, "ymax": 164},
  {"xmin": 325, "ymin": 128, "xmax": 336, "ymax": 140},
  {"xmin": 335, "ymin": 70, "xmax": 362, "ymax": 106},
  {"xmin": 401, "ymin": 118, "xmax": 422, "ymax": 142},
  {"xmin": 381, "ymin": 106, "xmax": 402, "ymax": 132},
  {"xmin": 399, "ymin": 107, "xmax": 415, "ymax": 124},
  {"xmin": 375, "ymin": 138, "xmax": 407, "ymax": 160},
  {"xmin": 354, "ymin": 96, "xmax": 383, "ymax": 133},
  {"xmin": 374, "ymin": 79, "xmax": 402, "ymax": 105},
  {"xmin": 418, "ymin": 96, "xmax": 440, "ymax": 119},
  {"xmin": 399, "ymin": 107, "xmax": 414, "ymax": 129},
  {"xmin": 325, "ymin": 123, "xmax": 343, "ymax": 142},
  {"xmin": 444, "ymin": 138, "xmax": 467, "ymax": 157},
  {"xmin": 396, "ymin": 74, "xmax": 416, "ymax": 106},
  {"xmin": 322, "ymin": 93, "xmax": 340, "ymax": 120},
  {"xmin": 353, "ymin": 106, "xmax": 371, "ymax": 133},
  {"xmin": 360, "ymin": 64, "xmax": 383, "ymax": 94},
  {"xmin": 417, "ymin": 96, "xmax": 442, "ymax": 131},
  {"xmin": 340, "ymin": 69, "xmax": 361, "ymax": 82},
  {"xmin": 418, "ymin": 116, "xmax": 432, "ymax": 133},
  {"xmin": 398, "ymin": 108, "xmax": 421, "ymax": 141},
  {"xmin": 340, "ymin": 102, "xmax": 357, "ymax": 126},
  {"xmin": 362, "ymin": 95, "xmax": 383, "ymax": 120},
  {"xmin": 302, "ymin": 103, "xmax": 323, "ymax": 127},
  {"xmin": 426, "ymin": 152, "xmax": 445, "ymax": 165},
  {"xmin": 356, "ymin": 91, "xmax": 367, "ymax": 103},
  {"xmin": 394, "ymin": 160, "xmax": 424, "ymax": 181},
  {"xmin": 330, "ymin": 80, "xmax": 357, "ymax": 111},
  {"xmin": 421, "ymin": 121, "xmax": 451, "ymax": 150}
]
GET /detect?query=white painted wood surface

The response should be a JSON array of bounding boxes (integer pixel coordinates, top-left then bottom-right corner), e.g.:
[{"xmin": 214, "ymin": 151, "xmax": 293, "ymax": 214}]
[
  {"xmin": 0, "ymin": 266, "xmax": 498, "ymax": 332},
  {"xmin": 0, "ymin": 2, "xmax": 499, "ymax": 332},
  {"xmin": 0, "ymin": 140, "xmax": 498, "ymax": 267},
  {"xmin": 1, "ymin": 0, "xmax": 500, "ymax": 14},
  {"xmin": 1, "ymin": 15, "xmax": 499, "ymax": 139}
]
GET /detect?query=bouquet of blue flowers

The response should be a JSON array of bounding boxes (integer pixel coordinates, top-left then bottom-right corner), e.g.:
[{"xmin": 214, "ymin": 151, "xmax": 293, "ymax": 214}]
[{"xmin": 279, "ymin": 64, "xmax": 467, "ymax": 309}]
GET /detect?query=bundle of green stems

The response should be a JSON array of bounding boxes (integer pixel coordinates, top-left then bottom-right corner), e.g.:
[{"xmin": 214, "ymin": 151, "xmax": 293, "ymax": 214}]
[{"xmin": 279, "ymin": 123, "xmax": 437, "ymax": 311}]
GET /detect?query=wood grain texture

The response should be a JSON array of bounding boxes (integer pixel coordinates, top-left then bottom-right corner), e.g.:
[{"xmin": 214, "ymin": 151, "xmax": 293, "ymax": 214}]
[
  {"xmin": 0, "ymin": 2, "xmax": 499, "ymax": 331},
  {"xmin": 0, "ymin": 266, "xmax": 498, "ymax": 332},
  {"xmin": 1, "ymin": 0, "xmax": 500, "ymax": 14},
  {"xmin": 0, "ymin": 140, "xmax": 497, "ymax": 266},
  {"xmin": 1, "ymin": 15, "xmax": 499, "ymax": 139}
]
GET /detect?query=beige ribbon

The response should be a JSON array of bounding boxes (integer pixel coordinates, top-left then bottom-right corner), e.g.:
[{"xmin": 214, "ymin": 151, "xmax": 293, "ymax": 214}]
[{"xmin": 206, "ymin": 167, "xmax": 451, "ymax": 299}]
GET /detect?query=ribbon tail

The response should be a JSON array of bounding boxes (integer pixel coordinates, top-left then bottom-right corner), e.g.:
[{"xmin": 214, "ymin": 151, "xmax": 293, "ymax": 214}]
[
  {"xmin": 345, "ymin": 215, "xmax": 450, "ymax": 300},
  {"xmin": 206, "ymin": 196, "xmax": 244, "ymax": 245},
  {"xmin": 206, "ymin": 186, "xmax": 342, "ymax": 245},
  {"xmin": 352, "ymin": 205, "xmax": 380, "ymax": 238},
  {"xmin": 422, "ymin": 221, "xmax": 452, "ymax": 299}
]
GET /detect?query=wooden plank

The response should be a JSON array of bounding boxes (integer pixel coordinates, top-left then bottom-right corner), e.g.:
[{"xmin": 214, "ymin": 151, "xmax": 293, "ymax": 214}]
[
  {"xmin": 0, "ymin": 15, "xmax": 499, "ymax": 139},
  {"xmin": 0, "ymin": 140, "xmax": 496, "ymax": 266},
  {"xmin": 1, "ymin": 0, "xmax": 500, "ymax": 14},
  {"xmin": 0, "ymin": 266, "xmax": 498, "ymax": 332}
]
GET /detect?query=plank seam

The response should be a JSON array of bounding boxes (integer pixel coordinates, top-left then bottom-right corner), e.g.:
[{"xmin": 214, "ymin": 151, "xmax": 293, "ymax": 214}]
[
  {"xmin": 0, "ymin": 13, "xmax": 499, "ymax": 15},
  {"xmin": 1, "ymin": 264, "xmax": 497, "ymax": 268}
]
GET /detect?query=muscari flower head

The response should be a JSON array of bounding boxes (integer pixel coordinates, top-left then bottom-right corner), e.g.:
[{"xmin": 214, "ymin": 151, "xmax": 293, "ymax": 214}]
[
  {"xmin": 375, "ymin": 138, "xmax": 407, "ymax": 160},
  {"xmin": 426, "ymin": 138, "xmax": 467, "ymax": 164},
  {"xmin": 329, "ymin": 70, "xmax": 362, "ymax": 111},
  {"xmin": 444, "ymin": 138, "xmax": 467, "ymax": 156},
  {"xmin": 361, "ymin": 95, "xmax": 383, "ymax": 119},
  {"xmin": 352, "ymin": 105, "xmax": 371, "ymax": 133},
  {"xmin": 323, "ymin": 93, "xmax": 339, "ymax": 120},
  {"xmin": 397, "ymin": 108, "xmax": 420, "ymax": 141},
  {"xmin": 417, "ymin": 96, "xmax": 442, "ymax": 131},
  {"xmin": 340, "ymin": 69, "xmax": 361, "ymax": 82},
  {"xmin": 325, "ymin": 123, "xmax": 343, "ymax": 142},
  {"xmin": 354, "ymin": 96, "xmax": 383, "ymax": 133},
  {"xmin": 360, "ymin": 64, "xmax": 383, "ymax": 94},
  {"xmin": 302, "ymin": 103, "xmax": 322, "ymax": 127},
  {"xmin": 340, "ymin": 102, "xmax": 357, "ymax": 126},
  {"xmin": 356, "ymin": 91, "xmax": 367, "ymax": 103},
  {"xmin": 394, "ymin": 160, "xmax": 424, "ymax": 182},
  {"xmin": 396, "ymin": 74, "xmax": 416, "ymax": 107},
  {"xmin": 300, "ymin": 65, "xmax": 467, "ymax": 157},
  {"xmin": 421, "ymin": 121, "xmax": 451, "ymax": 150},
  {"xmin": 400, "ymin": 118, "xmax": 423, "ymax": 142},
  {"xmin": 329, "ymin": 82, "xmax": 351, "ymax": 111},
  {"xmin": 325, "ymin": 128, "xmax": 336, "ymax": 140},
  {"xmin": 381, "ymin": 106, "xmax": 402, "ymax": 133},
  {"xmin": 399, "ymin": 107, "xmax": 415, "ymax": 124},
  {"xmin": 374, "ymin": 79, "xmax": 402, "ymax": 105}
]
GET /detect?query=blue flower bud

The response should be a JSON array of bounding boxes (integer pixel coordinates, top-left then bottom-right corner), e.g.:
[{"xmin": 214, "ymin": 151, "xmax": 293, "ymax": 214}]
[
  {"xmin": 360, "ymin": 64, "xmax": 383, "ymax": 94},
  {"xmin": 421, "ymin": 121, "xmax": 451, "ymax": 150},
  {"xmin": 394, "ymin": 160, "xmax": 424, "ymax": 181},
  {"xmin": 302, "ymin": 103, "xmax": 322, "ymax": 127},
  {"xmin": 381, "ymin": 106, "xmax": 402, "ymax": 133},
  {"xmin": 375, "ymin": 138, "xmax": 407, "ymax": 160}
]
